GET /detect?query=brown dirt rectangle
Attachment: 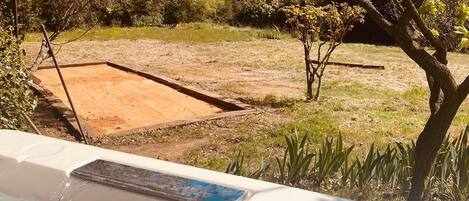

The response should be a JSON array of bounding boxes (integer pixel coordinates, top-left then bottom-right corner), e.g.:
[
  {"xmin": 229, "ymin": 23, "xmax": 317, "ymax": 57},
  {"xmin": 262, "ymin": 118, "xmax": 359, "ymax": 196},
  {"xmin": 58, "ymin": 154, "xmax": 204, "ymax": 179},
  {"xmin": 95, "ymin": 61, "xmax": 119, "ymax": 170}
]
[{"xmin": 34, "ymin": 63, "xmax": 226, "ymax": 136}]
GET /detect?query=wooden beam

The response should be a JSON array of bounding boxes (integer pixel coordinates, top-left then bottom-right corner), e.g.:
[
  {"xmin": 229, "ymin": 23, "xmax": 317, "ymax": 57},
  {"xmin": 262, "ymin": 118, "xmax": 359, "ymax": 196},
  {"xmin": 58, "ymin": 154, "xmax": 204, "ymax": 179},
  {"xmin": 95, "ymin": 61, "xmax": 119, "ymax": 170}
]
[{"xmin": 309, "ymin": 59, "xmax": 385, "ymax": 70}]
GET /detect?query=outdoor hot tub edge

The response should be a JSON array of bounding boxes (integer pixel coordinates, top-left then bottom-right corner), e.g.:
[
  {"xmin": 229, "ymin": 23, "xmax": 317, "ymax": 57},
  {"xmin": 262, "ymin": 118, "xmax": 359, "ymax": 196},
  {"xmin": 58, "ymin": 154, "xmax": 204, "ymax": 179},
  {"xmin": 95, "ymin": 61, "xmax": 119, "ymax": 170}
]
[{"xmin": 0, "ymin": 130, "xmax": 350, "ymax": 201}]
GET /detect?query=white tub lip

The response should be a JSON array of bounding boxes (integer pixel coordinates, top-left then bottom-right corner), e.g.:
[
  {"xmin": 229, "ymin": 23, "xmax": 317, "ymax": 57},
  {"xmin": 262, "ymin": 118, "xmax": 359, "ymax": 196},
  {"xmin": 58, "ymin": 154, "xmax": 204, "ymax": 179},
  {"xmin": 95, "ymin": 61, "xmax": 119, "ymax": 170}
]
[{"xmin": 0, "ymin": 129, "xmax": 350, "ymax": 201}]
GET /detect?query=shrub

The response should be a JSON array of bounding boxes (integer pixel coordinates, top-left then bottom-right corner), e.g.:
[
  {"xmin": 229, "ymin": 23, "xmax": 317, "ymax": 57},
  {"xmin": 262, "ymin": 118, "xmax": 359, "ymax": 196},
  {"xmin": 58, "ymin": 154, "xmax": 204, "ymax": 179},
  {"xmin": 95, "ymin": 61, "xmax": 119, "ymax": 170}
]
[
  {"xmin": 230, "ymin": 0, "xmax": 304, "ymax": 27},
  {"xmin": 94, "ymin": 0, "xmax": 164, "ymax": 27},
  {"xmin": 162, "ymin": 0, "xmax": 226, "ymax": 24},
  {"xmin": 231, "ymin": 0, "xmax": 281, "ymax": 27},
  {"xmin": 0, "ymin": 27, "xmax": 36, "ymax": 129}
]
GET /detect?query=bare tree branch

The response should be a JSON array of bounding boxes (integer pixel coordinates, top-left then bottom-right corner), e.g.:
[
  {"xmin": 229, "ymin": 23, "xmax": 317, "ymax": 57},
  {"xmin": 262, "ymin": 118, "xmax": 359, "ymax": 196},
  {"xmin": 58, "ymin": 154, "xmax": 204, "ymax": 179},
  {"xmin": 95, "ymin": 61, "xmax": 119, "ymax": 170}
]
[
  {"xmin": 355, "ymin": 0, "xmax": 395, "ymax": 33},
  {"xmin": 402, "ymin": 0, "xmax": 446, "ymax": 53},
  {"xmin": 52, "ymin": 27, "xmax": 93, "ymax": 55},
  {"xmin": 29, "ymin": 0, "xmax": 95, "ymax": 71}
]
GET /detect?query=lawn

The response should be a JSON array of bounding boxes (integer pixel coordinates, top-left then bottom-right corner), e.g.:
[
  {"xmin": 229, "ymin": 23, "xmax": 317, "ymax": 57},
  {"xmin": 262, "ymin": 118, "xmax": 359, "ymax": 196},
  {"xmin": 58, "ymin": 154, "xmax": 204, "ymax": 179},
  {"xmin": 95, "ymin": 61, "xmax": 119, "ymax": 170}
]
[
  {"xmin": 24, "ymin": 23, "xmax": 469, "ymax": 173},
  {"xmin": 25, "ymin": 23, "xmax": 289, "ymax": 43}
]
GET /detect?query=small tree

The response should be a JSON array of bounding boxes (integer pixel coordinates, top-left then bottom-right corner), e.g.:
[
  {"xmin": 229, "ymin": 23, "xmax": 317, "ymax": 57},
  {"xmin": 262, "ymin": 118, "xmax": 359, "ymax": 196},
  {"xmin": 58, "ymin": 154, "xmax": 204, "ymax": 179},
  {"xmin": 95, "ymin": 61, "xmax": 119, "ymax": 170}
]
[
  {"xmin": 282, "ymin": 3, "xmax": 365, "ymax": 100},
  {"xmin": 355, "ymin": 0, "xmax": 469, "ymax": 200}
]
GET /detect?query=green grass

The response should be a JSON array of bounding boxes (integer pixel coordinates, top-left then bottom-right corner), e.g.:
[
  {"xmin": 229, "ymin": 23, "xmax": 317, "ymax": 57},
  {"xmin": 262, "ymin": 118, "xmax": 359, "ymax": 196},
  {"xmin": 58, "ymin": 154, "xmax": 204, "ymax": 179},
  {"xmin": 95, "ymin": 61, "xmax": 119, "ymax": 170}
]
[
  {"xmin": 199, "ymin": 79, "xmax": 463, "ymax": 168},
  {"xmin": 26, "ymin": 23, "xmax": 291, "ymax": 43},
  {"xmin": 323, "ymin": 81, "xmax": 400, "ymax": 100},
  {"xmin": 277, "ymin": 82, "xmax": 431, "ymax": 147},
  {"xmin": 198, "ymin": 81, "xmax": 426, "ymax": 169},
  {"xmin": 403, "ymin": 86, "xmax": 429, "ymax": 107}
]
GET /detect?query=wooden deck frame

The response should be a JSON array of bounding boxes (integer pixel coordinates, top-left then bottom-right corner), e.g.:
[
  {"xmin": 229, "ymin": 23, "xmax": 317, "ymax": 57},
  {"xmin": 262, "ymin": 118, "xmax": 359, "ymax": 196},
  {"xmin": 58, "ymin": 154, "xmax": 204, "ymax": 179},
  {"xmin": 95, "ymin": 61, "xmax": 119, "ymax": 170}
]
[{"xmin": 32, "ymin": 62, "xmax": 257, "ymax": 138}]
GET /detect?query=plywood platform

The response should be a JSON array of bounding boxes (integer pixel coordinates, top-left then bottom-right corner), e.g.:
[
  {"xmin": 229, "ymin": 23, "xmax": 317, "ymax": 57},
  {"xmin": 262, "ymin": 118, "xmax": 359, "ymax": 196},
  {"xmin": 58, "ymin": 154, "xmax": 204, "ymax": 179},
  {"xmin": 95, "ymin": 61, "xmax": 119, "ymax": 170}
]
[{"xmin": 33, "ymin": 62, "xmax": 255, "ymax": 137}]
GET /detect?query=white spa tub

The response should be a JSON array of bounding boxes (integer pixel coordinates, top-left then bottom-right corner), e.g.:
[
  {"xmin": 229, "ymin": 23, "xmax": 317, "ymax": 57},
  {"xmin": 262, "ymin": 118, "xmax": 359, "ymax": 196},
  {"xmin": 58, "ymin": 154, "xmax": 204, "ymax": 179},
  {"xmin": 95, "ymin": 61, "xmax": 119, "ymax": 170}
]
[{"xmin": 0, "ymin": 130, "xmax": 349, "ymax": 201}]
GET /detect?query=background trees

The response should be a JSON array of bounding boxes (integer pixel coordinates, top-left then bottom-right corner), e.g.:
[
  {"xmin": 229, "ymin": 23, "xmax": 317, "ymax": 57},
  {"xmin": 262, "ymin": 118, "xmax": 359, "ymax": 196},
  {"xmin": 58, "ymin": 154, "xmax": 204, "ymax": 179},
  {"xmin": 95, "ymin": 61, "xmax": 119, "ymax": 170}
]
[
  {"xmin": 93, "ymin": 0, "xmax": 163, "ymax": 26},
  {"xmin": 7, "ymin": 0, "xmax": 469, "ymax": 53},
  {"xmin": 29, "ymin": 0, "xmax": 97, "ymax": 71}
]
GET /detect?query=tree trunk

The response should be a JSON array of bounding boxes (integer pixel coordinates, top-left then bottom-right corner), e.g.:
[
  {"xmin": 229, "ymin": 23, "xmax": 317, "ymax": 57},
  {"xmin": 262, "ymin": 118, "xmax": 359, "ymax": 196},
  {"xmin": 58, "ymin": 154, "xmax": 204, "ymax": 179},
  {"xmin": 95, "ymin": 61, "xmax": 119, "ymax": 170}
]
[
  {"xmin": 306, "ymin": 66, "xmax": 313, "ymax": 100},
  {"xmin": 408, "ymin": 98, "xmax": 465, "ymax": 201},
  {"xmin": 304, "ymin": 42, "xmax": 313, "ymax": 100},
  {"xmin": 314, "ymin": 76, "xmax": 322, "ymax": 101}
]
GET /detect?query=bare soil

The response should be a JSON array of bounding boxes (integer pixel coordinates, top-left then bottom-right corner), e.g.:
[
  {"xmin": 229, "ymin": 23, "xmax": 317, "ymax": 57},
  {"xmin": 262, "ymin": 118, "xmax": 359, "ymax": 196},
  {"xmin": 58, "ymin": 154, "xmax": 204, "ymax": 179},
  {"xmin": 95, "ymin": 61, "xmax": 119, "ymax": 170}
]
[
  {"xmin": 34, "ymin": 64, "xmax": 224, "ymax": 136},
  {"xmin": 111, "ymin": 138, "xmax": 209, "ymax": 161}
]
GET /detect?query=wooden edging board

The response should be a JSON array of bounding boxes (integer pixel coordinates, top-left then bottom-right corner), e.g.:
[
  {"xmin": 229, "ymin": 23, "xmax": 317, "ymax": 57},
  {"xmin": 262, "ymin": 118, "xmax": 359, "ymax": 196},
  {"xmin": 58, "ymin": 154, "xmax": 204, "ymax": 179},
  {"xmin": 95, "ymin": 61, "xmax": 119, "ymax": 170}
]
[
  {"xmin": 32, "ymin": 61, "xmax": 258, "ymax": 139},
  {"xmin": 309, "ymin": 60, "xmax": 385, "ymax": 70}
]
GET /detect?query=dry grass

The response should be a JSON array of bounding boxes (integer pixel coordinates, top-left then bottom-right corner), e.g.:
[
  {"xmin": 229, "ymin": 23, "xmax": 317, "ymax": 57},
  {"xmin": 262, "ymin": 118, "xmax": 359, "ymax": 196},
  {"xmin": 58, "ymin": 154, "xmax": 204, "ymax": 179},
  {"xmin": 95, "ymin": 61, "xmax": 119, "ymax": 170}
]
[{"xmin": 23, "ymin": 27, "xmax": 469, "ymax": 171}]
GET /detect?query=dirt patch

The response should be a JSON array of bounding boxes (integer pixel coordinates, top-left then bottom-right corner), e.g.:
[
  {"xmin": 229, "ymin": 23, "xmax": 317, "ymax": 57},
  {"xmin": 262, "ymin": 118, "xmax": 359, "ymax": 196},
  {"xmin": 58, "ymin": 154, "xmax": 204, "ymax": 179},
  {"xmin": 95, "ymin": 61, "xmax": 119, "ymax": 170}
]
[
  {"xmin": 34, "ymin": 64, "xmax": 224, "ymax": 136},
  {"xmin": 109, "ymin": 138, "xmax": 209, "ymax": 161},
  {"xmin": 31, "ymin": 96, "xmax": 80, "ymax": 142}
]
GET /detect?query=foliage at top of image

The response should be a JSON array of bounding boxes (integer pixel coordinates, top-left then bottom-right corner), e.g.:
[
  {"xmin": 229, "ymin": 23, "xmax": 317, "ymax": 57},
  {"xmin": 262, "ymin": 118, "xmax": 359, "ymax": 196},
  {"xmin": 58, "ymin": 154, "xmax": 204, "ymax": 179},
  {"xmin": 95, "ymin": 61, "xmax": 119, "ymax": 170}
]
[
  {"xmin": 454, "ymin": 25, "xmax": 469, "ymax": 50},
  {"xmin": 457, "ymin": 3, "xmax": 469, "ymax": 24},
  {"xmin": 454, "ymin": 2, "xmax": 469, "ymax": 51},
  {"xmin": 418, "ymin": 0, "xmax": 469, "ymax": 51},
  {"xmin": 15, "ymin": 0, "xmax": 291, "ymax": 31},
  {"xmin": 282, "ymin": 3, "xmax": 365, "ymax": 41},
  {"xmin": 0, "ymin": 26, "xmax": 36, "ymax": 129},
  {"xmin": 419, "ymin": 0, "xmax": 447, "ymax": 15}
]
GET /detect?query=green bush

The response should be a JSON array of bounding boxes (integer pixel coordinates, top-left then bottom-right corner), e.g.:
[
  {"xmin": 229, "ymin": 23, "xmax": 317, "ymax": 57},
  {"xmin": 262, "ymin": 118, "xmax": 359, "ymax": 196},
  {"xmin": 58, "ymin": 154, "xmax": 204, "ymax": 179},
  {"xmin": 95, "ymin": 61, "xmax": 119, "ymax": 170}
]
[
  {"xmin": 231, "ymin": 0, "xmax": 285, "ymax": 27},
  {"xmin": 8, "ymin": 0, "xmax": 302, "ymax": 30},
  {"xmin": 94, "ymin": 0, "xmax": 163, "ymax": 27},
  {"xmin": 7, "ymin": 0, "xmax": 97, "ymax": 32},
  {"xmin": 0, "ymin": 27, "xmax": 36, "ymax": 129},
  {"xmin": 162, "ymin": 0, "xmax": 226, "ymax": 24},
  {"xmin": 6, "ymin": 0, "xmax": 309, "ymax": 30}
]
